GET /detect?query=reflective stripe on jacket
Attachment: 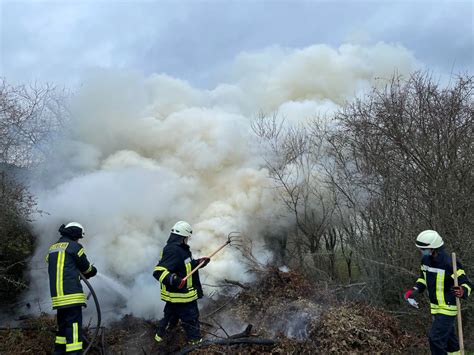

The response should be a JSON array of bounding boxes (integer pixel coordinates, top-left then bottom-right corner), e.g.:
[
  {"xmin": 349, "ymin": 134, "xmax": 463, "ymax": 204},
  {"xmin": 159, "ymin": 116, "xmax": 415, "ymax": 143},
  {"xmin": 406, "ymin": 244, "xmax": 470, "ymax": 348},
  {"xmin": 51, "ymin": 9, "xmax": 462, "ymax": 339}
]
[
  {"xmin": 153, "ymin": 233, "xmax": 203, "ymax": 303},
  {"xmin": 415, "ymin": 249, "xmax": 472, "ymax": 316},
  {"xmin": 46, "ymin": 236, "xmax": 94, "ymax": 309}
]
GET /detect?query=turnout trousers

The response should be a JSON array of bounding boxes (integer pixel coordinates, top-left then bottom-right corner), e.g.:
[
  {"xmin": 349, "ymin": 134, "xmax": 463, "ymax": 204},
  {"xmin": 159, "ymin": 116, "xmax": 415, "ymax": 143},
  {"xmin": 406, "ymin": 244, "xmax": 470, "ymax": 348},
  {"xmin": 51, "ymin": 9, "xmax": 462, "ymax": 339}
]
[
  {"xmin": 156, "ymin": 301, "xmax": 201, "ymax": 342},
  {"xmin": 54, "ymin": 306, "xmax": 83, "ymax": 354},
  {"xmin": 429, "ymin": 314, "xmax": 460, "ymax": 355}
]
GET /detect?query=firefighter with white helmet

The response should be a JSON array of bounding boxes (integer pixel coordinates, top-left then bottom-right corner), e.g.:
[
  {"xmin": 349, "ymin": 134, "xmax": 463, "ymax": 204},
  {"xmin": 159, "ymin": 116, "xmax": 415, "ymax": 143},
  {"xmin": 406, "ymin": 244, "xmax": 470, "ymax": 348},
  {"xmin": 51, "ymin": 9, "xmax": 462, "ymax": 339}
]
[
  {"xmin": 170, "ymin": 221, "xmax": 193, "ymax": 239},
  {"xmin": 404, "ymin": 230, "xmax": 472, "ymax": 354},
  {"xmin": 415, "ymin": 230, "xmax": 444, "ymax": 250},
  {"xmin": 152, "ymin": 221, "xmax": 210, "ymax": 345},
  {"xmin": 46, "ymin": 222, "xmax": 97, "ymax": 354}
]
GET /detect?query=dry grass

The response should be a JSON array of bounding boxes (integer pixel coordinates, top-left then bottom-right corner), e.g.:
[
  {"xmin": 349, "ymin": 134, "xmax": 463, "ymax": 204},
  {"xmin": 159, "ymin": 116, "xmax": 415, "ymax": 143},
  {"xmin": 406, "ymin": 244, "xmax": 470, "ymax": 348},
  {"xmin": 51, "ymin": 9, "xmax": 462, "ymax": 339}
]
[{"xmin": 0, "ymin": 313, "xmax": 55, "ymax": 355}]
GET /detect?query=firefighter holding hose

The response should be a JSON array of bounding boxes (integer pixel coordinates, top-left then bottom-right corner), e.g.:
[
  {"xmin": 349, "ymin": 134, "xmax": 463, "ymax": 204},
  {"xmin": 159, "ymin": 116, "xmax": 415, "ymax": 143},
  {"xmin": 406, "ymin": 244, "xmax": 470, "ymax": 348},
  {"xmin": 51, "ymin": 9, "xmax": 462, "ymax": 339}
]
[{"xmin": 46, "ymin": 222, "xmax": 98, "ymax": 354}]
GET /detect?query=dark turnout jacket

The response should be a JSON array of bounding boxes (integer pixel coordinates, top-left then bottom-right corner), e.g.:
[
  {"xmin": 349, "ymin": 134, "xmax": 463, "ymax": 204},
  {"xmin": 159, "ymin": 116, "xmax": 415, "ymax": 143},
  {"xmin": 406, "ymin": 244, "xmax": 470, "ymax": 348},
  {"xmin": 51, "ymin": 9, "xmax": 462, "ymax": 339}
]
[
  {"xmin": 153, "ymin": 233, "xmax": 203, "ymax": 303},
  {"xmin": 46, "ymin": 236, "xmax": 96, "ymax": 309},
  {"xmin": 415, "ymin": 249, "xmax": 472, "ymax": 316}
]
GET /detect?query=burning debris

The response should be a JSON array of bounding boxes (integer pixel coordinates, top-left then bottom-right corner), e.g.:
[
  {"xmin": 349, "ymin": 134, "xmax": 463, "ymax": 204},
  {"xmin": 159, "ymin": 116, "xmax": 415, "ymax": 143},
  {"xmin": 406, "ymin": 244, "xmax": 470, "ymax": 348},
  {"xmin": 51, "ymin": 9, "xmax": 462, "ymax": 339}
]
[{"xmin": 187, "ymin": 268, "xmax": 426, "ymax": 353}]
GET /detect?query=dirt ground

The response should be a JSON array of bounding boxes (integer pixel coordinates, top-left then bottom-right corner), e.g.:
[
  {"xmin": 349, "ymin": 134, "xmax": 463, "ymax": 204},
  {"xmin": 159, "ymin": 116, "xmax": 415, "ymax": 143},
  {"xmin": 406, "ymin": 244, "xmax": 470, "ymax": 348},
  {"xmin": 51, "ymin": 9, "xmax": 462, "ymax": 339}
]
[{"xmin": 0, "ymin": 268, "xmax": 430, "ymax": 354}]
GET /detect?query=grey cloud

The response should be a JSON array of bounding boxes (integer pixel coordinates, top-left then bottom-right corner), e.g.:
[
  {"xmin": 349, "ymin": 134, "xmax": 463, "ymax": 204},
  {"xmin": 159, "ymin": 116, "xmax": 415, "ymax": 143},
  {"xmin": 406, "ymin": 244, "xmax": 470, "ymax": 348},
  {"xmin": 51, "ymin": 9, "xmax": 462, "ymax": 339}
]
[{"xmin": 1, "ymin": 0, "xmax": 472, "ymax": 87}]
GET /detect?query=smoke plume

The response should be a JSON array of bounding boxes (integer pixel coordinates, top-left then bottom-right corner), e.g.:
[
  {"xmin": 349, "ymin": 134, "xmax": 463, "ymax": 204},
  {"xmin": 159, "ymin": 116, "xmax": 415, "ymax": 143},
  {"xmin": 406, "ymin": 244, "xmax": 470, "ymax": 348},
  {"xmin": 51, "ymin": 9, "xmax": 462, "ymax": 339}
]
[{"xmin": 26, "ymin": 42, "xmax": 417, "ymax": 320}]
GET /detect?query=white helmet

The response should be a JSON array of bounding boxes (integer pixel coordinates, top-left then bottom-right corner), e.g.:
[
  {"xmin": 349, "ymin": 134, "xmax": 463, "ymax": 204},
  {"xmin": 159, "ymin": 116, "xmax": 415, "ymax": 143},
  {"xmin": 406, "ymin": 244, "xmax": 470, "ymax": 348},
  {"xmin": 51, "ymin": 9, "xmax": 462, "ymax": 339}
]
[
  {"xmin": 171, "ymin": 221, "xmax": 192, "ymax": 238},
  {"xmin": 64, "ymin": 222, "xmax": 85, "ymax": 238},
  {"xmin": 415, "ymin": 230, "xmax": 443, "ymax": 249}
]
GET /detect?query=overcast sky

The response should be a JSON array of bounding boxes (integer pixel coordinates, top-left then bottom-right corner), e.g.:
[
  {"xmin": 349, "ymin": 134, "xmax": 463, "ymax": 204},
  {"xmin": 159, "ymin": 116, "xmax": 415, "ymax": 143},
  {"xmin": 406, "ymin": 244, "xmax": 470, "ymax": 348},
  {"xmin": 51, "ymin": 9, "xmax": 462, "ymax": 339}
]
[{"xmin": 0, "ymin": 0, "xmax": 472, "ymax": 88}]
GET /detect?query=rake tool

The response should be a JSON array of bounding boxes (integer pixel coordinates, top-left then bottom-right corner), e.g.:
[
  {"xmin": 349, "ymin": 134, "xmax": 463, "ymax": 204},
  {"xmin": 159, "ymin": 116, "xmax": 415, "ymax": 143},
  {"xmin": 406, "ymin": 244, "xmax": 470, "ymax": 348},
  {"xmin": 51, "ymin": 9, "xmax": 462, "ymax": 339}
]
[{"xmin": 178, "ymin": 232, "xmax": 242, "ymax": 289}]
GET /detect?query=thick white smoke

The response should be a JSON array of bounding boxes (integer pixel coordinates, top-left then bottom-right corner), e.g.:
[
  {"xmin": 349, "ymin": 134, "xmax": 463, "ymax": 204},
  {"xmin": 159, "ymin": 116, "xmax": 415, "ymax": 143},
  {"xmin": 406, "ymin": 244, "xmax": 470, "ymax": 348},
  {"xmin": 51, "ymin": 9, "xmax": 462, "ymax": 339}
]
[{"xmin": 26, "ymin": 42, "xmax": 417, "ymax": 320}]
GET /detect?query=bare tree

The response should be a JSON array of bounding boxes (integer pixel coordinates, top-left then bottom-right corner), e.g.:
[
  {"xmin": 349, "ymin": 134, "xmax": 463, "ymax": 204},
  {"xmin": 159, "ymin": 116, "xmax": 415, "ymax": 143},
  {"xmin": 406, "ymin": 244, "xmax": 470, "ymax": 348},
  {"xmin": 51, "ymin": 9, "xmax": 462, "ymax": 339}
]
[
  {"xmin": 253, "ymin": 114, "xmax": 340, "ymax": 280},
  {"xmin": 0, "ymin": 78, "xmax": 67, "ymax": 300},
  {"xmin": 328, "ymin": 72, "xmax": 473, "ymax": 303},
  {"xmin": 253, "ymin": 72, "xmax": 473, "ymax": 309},
  {"xmin": 0, "ymin": 78, "xmax": 67, "ymax": 167}
]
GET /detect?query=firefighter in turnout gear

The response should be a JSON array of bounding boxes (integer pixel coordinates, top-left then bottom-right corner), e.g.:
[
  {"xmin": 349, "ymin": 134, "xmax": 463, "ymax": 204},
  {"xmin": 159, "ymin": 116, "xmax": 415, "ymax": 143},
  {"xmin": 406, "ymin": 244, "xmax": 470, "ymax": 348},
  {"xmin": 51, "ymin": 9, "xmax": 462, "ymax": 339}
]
[
  {"xmin": 47, "ymin": 222, "xmax": 97, "ymax": 354},
  {"xmin": 404, "ymin": 230, "xmax": 472, "ymax": 355},
  {"xmin": 153, "ymin": 221, "xmax": 210, "ymax": 345}
]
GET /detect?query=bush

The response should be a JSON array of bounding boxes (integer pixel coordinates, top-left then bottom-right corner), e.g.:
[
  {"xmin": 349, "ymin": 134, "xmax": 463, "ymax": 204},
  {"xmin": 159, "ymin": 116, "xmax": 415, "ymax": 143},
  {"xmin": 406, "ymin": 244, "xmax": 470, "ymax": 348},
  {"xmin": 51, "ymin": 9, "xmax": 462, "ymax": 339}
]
[{"xmin": 0, "ymin": 171, "xmax": 35, "ymax": 302}]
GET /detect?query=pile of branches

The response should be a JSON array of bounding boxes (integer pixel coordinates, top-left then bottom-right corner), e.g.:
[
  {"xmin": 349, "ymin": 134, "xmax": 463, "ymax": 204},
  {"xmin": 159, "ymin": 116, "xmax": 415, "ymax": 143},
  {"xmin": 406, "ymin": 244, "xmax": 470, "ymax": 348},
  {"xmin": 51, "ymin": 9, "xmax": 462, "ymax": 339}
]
[
  {"xmin": 191, "ymin": 267, "xmax": 426, "ymax": 353},
  {"xmin": 311, "ymin": 304, "xmax": 427, "ymax": 353}
]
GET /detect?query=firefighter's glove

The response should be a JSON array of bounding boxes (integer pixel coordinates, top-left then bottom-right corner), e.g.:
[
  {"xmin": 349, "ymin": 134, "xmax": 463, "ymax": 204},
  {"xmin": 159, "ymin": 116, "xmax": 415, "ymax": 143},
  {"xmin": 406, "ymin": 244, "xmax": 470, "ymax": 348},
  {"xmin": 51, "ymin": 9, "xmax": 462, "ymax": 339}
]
[
  {"xmin": 404, "ymin": 288, "xmax": 419, "ymax": 308},
  {"xmin": 84, "ymin": 266, "xmax": 97, "ymax": 279},
  {"xmin": 452, "ymin": 286, "xmax": 465, "ymax": 299},
  {"xmin": 197, "ymin": 257, "xmax": 210, "ymax": 268},
  {"xmin": 170, "ymin": 273, "xmax": 184, "ymax": 287},
  {"xmin": 404, "ymin": 288, "xmax": 418, "ymax": 300}
]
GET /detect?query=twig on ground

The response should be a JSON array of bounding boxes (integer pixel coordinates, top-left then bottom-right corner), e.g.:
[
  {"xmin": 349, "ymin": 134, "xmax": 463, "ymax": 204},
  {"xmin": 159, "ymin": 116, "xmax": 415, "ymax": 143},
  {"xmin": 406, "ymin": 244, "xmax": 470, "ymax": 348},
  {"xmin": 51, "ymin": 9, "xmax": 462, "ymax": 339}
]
[
  {"xmin": 332, "ymin": 282, "xmax": 367, "ymax": 292},
  {"xmin": 223, "ymin": 279, "xmax": 249, "ymax": 290},
  {"xmin": 229, "ymin": 324, "xmax": 253, "ymax": 339},
  {"xmin": 202, "ymin": 295, "xmax": 239, "ymax": 319},
  {"xmin": 212, "ymin": 318, "xmax": 230, "ymax": 338},
  {"xmin": 174, "ymin": 338, "xmax": 277, "ymax": 355}
]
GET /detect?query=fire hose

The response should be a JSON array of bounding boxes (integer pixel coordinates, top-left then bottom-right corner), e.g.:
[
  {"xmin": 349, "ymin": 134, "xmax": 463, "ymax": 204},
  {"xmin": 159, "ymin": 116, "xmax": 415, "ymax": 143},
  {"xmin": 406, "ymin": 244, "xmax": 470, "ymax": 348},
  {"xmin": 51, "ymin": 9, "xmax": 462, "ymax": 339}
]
[{"xmin": 79, "ymin": 273, "xmax": 101, "ymax": 354}]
